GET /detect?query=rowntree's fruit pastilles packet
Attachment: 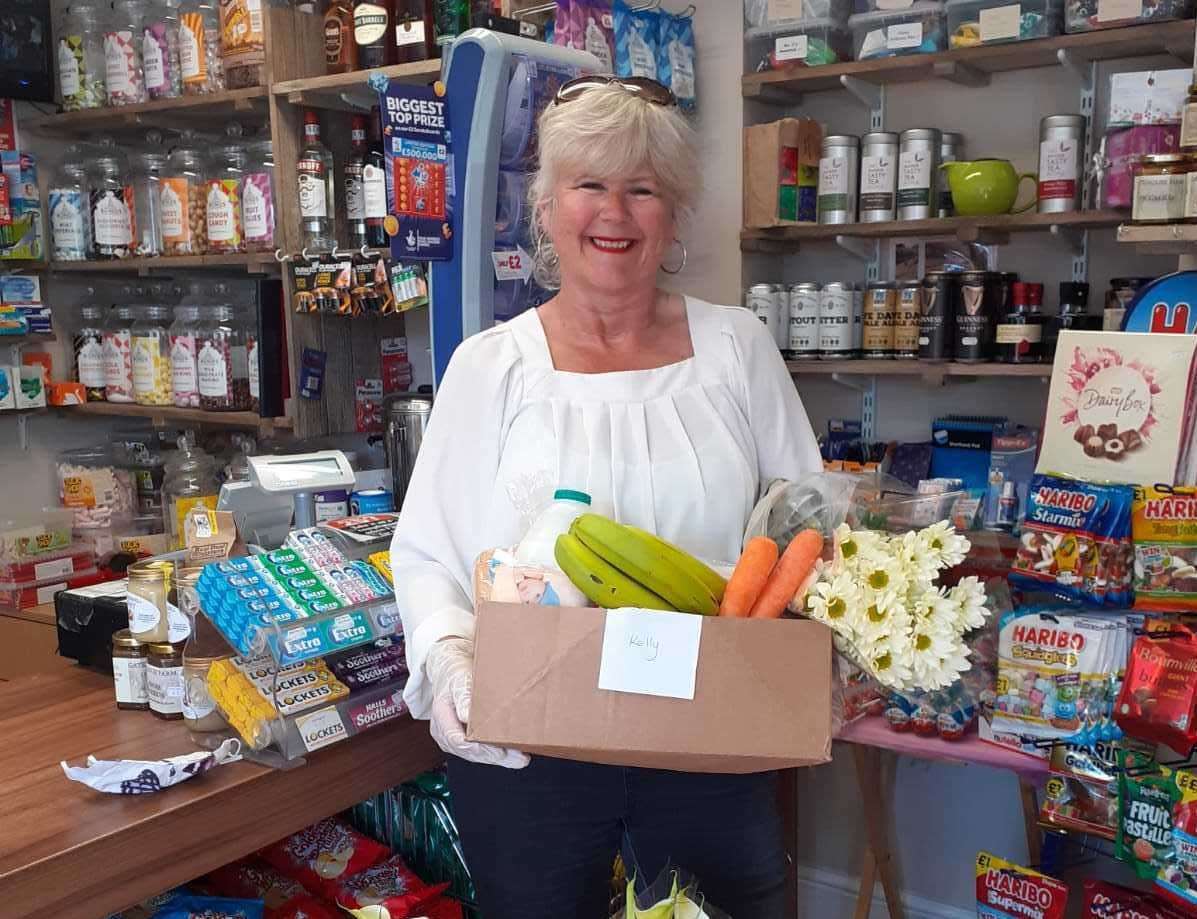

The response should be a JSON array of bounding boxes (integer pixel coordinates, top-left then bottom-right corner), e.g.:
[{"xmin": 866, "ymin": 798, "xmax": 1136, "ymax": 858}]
[
  {"xmin": 975, "ymin": 852, "xmax": 1067, "ymax": 919},
  {"xmin": 1118, "ymin": 768, "xmax": 1181, "ymax": 881},
  {"xmin": 1156, "ymin": 768, "xmax": 1197, "ymax": 912}
]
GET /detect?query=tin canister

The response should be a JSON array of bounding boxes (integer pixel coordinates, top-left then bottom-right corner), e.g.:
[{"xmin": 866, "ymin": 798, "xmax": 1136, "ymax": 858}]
[
  {"xmin": 818, "ymin": 282, "xmax": 854, "ymax": 357},
  {"xmin": 787, "ymin": 282, "xmax": 821, "ymax": 359},
  {"xmin": 894, "ymin": 282, "xmax": 921, "ymax": 358},
  {"xmin": 350, "ymin": 489, "xmax": 394, "ymax": 515},
  {"xmin": 859, "ymin": 132, "xmax": 899, "ymax": 223},
  {"xmin": 897, "ymin": 128, "xmax": 942, "ymax": 220},
  {"xmin": 1038, "ymin": 114, "xmax": 1086, "ymax": 213},
  {"xmin": 818, "ymin": 135, "xmax": 860, "ymax": 225},
  {"xmin": 956, "ymin": 270, "xmax": 999, "ymax": 362},
  {"xmin": 851, "ymin": 283, "xmax": 864, "ymax": 354},
  {"xmin": 746, "ymin": 284, "xmax": 787, "ymax": 350},
  {"xmin": 919, "ymin": 271, "xmax": 956, "ymax": 361},
  {"xmin": 862, "ymin": 283, "xmax": 896, "ymax": 358},
  {"xmin": 938, "ymin": 132, "xmax": 963, "ymax": 217}
]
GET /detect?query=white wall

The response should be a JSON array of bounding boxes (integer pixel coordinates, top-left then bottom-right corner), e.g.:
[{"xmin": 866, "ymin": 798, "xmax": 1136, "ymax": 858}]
[{"xmin": 681, "ymin": 1, "xmax": 1177, "ymax": 914}]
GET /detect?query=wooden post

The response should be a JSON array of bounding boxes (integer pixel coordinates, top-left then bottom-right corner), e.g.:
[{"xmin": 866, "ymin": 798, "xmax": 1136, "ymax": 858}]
[
  {"xmin": 1019, "ymin": 780, "xmax": 1043, "ymax": 866},
  {"xmin": 851, "ymin": 745, "xmax": 907, "ymax": 919}
]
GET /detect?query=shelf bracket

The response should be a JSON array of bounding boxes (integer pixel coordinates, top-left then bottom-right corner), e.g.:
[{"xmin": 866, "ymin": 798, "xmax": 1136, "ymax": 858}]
[
  {"xmin": 835, "ymin": 235, "xmax": 878, "ymax": 262},
  {"xmin": 840, "ymin": 76, "xmax": 885, "ymax": 130},
  {"xmin": 16, "ymin": 413, "xmax": 29, "ymax": 451},
  {"xmin": 932, "ymin": 60, "xmax": 990, "ymax": 88},
  {"xmin": 1056, "ymin": 49, "xmax": 1094, "ymax": 95},
  {"xmin": 1063, "ymin": 227, "xmax": 1090, "ymax": 282},
  {"xmin": 1050, "ymin": 224, "xmax": 1086, "ymax": 255},
  {"xmin": 830, "ymin": 373, "xmax": 877, "ymax": 441}
]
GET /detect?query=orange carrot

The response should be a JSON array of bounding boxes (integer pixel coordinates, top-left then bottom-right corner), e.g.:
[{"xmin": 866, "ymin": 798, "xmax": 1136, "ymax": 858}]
[
  {"xmin": 749, "ymin": 529, "xmax": 824, "ymax": 619},
  {"xmin": 719, "ymin": 537, "xmax": 779, "ymax": 617}
]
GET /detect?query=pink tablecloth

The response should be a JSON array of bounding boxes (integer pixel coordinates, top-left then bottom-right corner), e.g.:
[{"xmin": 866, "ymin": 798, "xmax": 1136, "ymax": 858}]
[{"xmin": 839, "ymin": 716, "xmax": 1050, "ymax": 781}]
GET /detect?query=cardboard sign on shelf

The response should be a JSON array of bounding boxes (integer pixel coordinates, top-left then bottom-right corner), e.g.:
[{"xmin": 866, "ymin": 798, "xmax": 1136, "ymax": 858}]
[{"xmin": 1121, "ymin": 270, "xmax": 1197, "ymax": 334}]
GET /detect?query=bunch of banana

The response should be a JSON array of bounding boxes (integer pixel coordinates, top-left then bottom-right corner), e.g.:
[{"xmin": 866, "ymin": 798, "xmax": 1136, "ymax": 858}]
[{"xmin": 554, "ymin": 514, "xmax": 726, "ymax": 616}]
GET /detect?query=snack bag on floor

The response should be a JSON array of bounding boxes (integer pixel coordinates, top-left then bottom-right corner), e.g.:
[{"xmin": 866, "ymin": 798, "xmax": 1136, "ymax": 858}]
[
  {"xmin": 152, "ymin": 895, "xmax": 265, "ymax": 919},
  {"xmin": 330, "ymin": 854, "xmax": 450, "ymax": 917},
  {"xmin": 974, "ymin": 852, "xmax": 1067, "ymax": 919},
  {"xmin": 259, "ymin": 818, "xmax": 389, "ymax": 900},
  {"xmin": 202, "ymin": 858, "xmax": 339, "ymax": 919}
]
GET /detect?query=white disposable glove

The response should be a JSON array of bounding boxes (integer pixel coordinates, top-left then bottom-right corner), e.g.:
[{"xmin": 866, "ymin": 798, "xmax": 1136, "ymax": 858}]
[{"xmin": 424, "ymin": 636, "xmax": 530, "ymax": 769}]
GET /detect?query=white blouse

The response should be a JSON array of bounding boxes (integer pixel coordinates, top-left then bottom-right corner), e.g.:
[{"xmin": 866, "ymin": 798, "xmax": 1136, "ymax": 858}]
[{"xmin": 390, "ymin": 296, "xmax": 823, "ymax": 718}]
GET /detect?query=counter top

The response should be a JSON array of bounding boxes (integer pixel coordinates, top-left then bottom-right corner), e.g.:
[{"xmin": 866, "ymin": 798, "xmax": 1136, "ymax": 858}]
[{"xmin": 0, "ymin": 666, "xmax": 442, "ymax": 919}]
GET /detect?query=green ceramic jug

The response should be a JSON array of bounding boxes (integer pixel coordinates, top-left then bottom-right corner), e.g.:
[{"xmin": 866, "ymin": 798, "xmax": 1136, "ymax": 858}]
[{"xmin": 939, "ymin": 159, "xmax": 1038, "ymax": 216}]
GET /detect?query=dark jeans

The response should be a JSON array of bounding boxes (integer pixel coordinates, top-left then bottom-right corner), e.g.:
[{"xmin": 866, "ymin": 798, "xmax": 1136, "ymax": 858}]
[{"xmin": 446, "ymin": 755, "xmax": 786, "ymax": 919}]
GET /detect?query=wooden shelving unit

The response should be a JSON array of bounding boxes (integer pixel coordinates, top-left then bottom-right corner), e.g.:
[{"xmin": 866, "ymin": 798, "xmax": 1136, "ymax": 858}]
[
  {"xmin": 1116, "ymin": 222, "xmax": 1197, "ymax": 254},
  {"xmin": 29, "ymin": 87, "xmax": 269, "ymax": 133},
  {"xmin": 743, "ymin": 209, "xmax": 1123, "ymax": 251},
  {"xmin": 272, "ymin": 60, "xmax": 442, "ymax": 111},
  {"xmin": 48, "ymin": 254, "xmax": 280, "ymax": 275},
  {"xmin": 54, "ymin": 401, "xmax": 292, "ymax": 432},
  {"xmin": 789, "ymin": 358, "xmax": 1052, "ymax": 384},
  {"xmin": 742, "ymin": 20, "xmax": 1194, "ymax": 99},
  {"xmin": 0, "ymin": 259, "xmax": 48, "ymax": 271}
]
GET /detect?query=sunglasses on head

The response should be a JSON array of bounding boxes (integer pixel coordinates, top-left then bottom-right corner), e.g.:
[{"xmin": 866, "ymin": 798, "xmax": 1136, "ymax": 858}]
[{"xmin": 554, "ymin": 75, "xmax": 678, "ymax": 108}]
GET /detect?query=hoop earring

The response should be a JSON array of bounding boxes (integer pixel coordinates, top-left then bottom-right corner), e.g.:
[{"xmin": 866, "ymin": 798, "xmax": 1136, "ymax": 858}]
[{"xmin": 661, "ymin": 239, "xmax": 687, "ymax": 275}]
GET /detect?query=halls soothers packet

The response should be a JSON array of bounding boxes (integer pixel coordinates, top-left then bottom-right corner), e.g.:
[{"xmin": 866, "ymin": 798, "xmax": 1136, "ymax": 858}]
[
  {"xmin": 613, "ymin": 0, "xmax": 658, "ymax": 79},
  {"xmin": 975, "ymin": 852, "xmax": 1067, "ymax": 919}
]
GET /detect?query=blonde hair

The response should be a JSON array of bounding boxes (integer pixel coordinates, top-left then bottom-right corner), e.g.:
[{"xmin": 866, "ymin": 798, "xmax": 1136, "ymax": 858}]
[{"xmin": 527, "ymin": 84, "xmax": 700, "ymax": 289}]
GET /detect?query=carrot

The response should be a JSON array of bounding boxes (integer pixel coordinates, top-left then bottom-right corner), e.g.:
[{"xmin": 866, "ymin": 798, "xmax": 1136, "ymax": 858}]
[
  {"xmin": 749, "ymin": 529, "xmax": 824, "ymax": 619},
  {"xmin": 719, "ymin": 537, "xmax": 779, "ymax": 617}
]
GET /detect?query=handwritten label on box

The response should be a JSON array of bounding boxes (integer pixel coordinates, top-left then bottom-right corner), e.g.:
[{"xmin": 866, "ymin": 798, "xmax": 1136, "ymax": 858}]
[{"xmin": 597, "ymin": 608, "xmax": 702, "ymax": 700}]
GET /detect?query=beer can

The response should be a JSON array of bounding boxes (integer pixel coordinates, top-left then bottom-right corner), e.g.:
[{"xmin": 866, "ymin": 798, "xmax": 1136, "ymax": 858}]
[
  {"xmin": 919, "ymin": 271, "xmax": 956, "ymax": 361},
  {"xmin": 862, "ymin": 283, "xmax": 896, "ymax": 358},
  {"xmin": 818, "ymin": 282, "xmax": 854, "ymax": 358},
  {"xmin": 894, "ymin": 282, "xmax": 921, "ymax": 359},
  {"xmin": 787, "ymin": 282, "xmax": 821, "ymax": 359},
  {"xmin": 955, "ymin": 270, "xmax": 1000, "ymax": 362},
  {"xmin": 350, "ymin": 489, "xmax": 395, "ymax": 515},
  {"xmin": 851, "ymin": 283, "xmax": 864, "ymax": 354},
  {"xmin": 746, "ymin": 284, "xmax": 787, "ymax": 350}
]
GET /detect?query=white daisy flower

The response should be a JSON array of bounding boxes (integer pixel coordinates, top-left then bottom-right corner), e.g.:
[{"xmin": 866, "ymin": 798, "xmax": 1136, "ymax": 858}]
[
  {"xmin": 804, "ymin": 571, "xmax": 862, "ymax": 639},
  {"xmin": 917, "ymin": 521, "xmax": 970, "ymax": 569},
  {"xmin": 947, "ymin": 576, "xmax": 989, "ymax": 631}
]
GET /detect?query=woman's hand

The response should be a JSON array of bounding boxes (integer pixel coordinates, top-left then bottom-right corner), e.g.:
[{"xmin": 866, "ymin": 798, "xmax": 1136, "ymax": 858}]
[{"xmin": 424, "ymin": 637, "xmax": 531, "ymax": 769}]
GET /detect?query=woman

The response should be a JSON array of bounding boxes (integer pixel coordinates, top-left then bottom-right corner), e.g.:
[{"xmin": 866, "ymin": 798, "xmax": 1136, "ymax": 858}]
[{"xmin": 391, "ymin": 76, "xmax": 822, "ymax": 918}]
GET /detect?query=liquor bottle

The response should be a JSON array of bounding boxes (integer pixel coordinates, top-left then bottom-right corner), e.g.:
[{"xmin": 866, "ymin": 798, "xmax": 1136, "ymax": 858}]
[
  {"xmin": 995, "ymin": 281, "xmax": 1044, "ymax": 364},
  {"xmin": 394, "ymin": 0, "xmax": 435, "ymax": 63},
  {"xmin": 324, "ymin": 0, "xmax": 356, "ymax": 73},
  {"xmin": 1044, "ymin": 282, "xmax": 1100, "ymax": 360},
  {"xmin": 354, "ymin": 0, "xmax": 394, "ymax": 69},
  {"xmin": 297, "ymin": 111, "xmax": 336, "ymax": 251},
  {"xmin": 432, "ymin": 0, "xmax": 468, "ymax": 47},
  {"xmin": 345, "ymin": 115, "xmax": 368, "ymax": 248},
  {"xmin": 364, "ymin": 109, "xmax": 389, "ymax": 248}
]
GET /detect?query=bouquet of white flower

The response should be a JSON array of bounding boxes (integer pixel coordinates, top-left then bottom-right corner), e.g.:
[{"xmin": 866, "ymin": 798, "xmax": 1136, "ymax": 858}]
[{"xmin": 803, "ymin": 521, "xmax": 988, "ymax": 693}]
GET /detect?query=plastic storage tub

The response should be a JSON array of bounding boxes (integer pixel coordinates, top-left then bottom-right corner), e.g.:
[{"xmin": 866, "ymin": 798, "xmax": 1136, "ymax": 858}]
[
  {"xmin": 745, "ymin": 18, "xmax": 854, "ymax": 71},
  {"xmin": 744, "ymin": 0, "xmax": 854, "ymax": 24},
  {"xmin": 0, "ymin": 508, "xmax": 75, "ymax": 563},
  {"xmin": 850, "ymin": 2, "xmax": 948, "ymax": 60},
  {"xmin": 946, "ymin": 0, "xmax": 1063, "ymax": 45},
  {"xmin": 1065, "ymin": 0, "xmax": 1193, "ymax": 31}
]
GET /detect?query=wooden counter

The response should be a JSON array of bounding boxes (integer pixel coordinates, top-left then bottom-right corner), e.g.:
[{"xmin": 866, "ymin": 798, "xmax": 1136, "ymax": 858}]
[{"xmin": 0, "ymin": 666, "xmax": 442, "ymax": 919}]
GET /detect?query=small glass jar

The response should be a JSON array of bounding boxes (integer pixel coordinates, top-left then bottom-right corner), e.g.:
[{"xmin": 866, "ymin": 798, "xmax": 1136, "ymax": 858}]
[
  {"xmin": 147, "ymin": 640, "xmax": 186, "ymax": 720},
  {"xmin": 104, "ymin": 0, "xmax": 149, "ymax": 107},
  {"xmin": 161, "ymin": 436, "xmax": 220, "ymax": 547},
  {"xmin": 49, "ymin": 159, "xmax": 91, "ymax": 261},
  {"xmin": 58, "ymin": 3, "xmax": 107, "ymax": 111},
  {"xmin": 142, "ymin": 0, "xmax": 182, "ymax": 100},
  {"xmin": 128, "ymin": 558, "xmax": 174, "ymax": 643},
  {"xmin": 206, "ymin": 143, "xmax": 246, "ymax": 254},
  {"xmin": 197, "ymin": 303, "xmax": 243, "ymax": 411},
  {"xmin": 161, "ymin": 146, "xmax": 207, "ymax": 255},
  {"xmin": 103, "ymin": 303, "xmax": 137, "ymax": 403},
  {"xmin": 112, "ymin": 629, "xmax": 150, "ymax": 711},
  {"xmin": 132, "ymin": 304, "xmax": 173, "ymax": 406},
  {"xmin": 75, "ymin": 302, "xmax": 107, "ymax": 401},
  {"xmin": 170, "ymin": 301, "xmax": 203, "ymax": 407},
  {"xmin": 242, "ymin": 140, "xmax": 275, "ymax": 253},
  {"xmin": 131, "ymin": 152, "xmax": 166, "ymax": 257},
  {"xmin": 89, "ymin": 155, "xmax": 134, "ymax": 260},
  {"xmin": 178, "ymin": 0, "xmax": 225, "ymax": 95},
  {"xmin": 1132, "ymin": 154, "xmax": 1192, "ymax": 225}
]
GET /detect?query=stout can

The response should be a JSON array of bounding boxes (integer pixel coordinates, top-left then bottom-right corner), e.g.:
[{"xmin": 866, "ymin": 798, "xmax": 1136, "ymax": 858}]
[
  {"xmin": 919, "ymin": 271, "xmax": 956, "ymax": 361},
  {"xmin": 787, "ymin": 282, "xmax": 821, "ymax": 359},
  {"xmin": 746, "ymin": 284, "xmax": 786, "ymax": 350},
  {"xmin": 894, "ymin": 282, "xmax": 921, "ymax": 359},
  {"xmin": 862, "ymin": 282, "xmax": 896, "ymax": 358},
  {"xmin": 956, "ymin": 271, "xmax": 999, "ymax": 362},
  {"xmin": 817, "ymin": 282, "xmax": 854, "ymax": 357}
]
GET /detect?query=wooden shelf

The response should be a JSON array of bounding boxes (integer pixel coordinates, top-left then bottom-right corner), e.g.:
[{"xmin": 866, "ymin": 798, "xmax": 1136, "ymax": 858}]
[
  {"xmin": 28, "ymin": 87, "xmax": 269, "ymax": 134},
  {"xmin": 743, "ymin": 209, "xmax": 1122, "ymax": 250},
  {"xmin": 0, "ymin": 259, "xmax": 47, "ymax": 271},
  {"xmin": 49, "ymin": 254, "xmax": 280, "ymax": 275},
  {"xmin": 54, "ymin": 402, "xmax": 291, "ymax": 431},
  {"xmin": 789, "ymin": 358, "xmax": 1053, "ymax": 381},
  {"xmin": 743, "ymin": 20, "xmax": 1194, "ymax": 100},
  {"xmin": 272, "ymin": 60, "xmax": 443, "ymax": 110},
  {"xmin": 1116, "ymin": 221, "xmax": 1197, "ymax": 253}
]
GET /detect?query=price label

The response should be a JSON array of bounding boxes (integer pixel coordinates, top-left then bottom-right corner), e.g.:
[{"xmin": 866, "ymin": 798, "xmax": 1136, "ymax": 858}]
[{"xmin": 491, "ymin": 247, "xmax": 532, "ymax": 282}]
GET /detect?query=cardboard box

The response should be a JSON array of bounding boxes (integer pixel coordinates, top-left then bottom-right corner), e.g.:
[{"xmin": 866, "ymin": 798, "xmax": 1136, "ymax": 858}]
[
  {"xmin": 743, "ymin": 118, "xmax": 822, "ymax": 229},
  {"xmin": 468, "ymin": 602, "xmax": 833, "ymax": 773}
]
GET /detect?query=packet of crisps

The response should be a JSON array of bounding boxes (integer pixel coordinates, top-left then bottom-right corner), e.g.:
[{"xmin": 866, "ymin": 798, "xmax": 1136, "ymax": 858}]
[
  {"xmin": 1083, "ymin": 879, "xmax": 1187, "ymax": 918},
  {"xmin": 975, "ymin": 852, "xmax": 1067, "ymax": 919},
  {"xmin": 1114, "ymin": 625, "xmax": 1197, "ymax": 754},
  {"xmin": 1155, "ymin": 768, "xmax": 1197, "ymax": 912},
  {"xmin": 1117, "ymin": 767, "xmax": 1180, "ymax": 881}
]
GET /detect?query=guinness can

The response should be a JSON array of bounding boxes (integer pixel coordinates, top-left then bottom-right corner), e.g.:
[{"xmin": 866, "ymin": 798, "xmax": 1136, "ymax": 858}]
[
  {"xmin": 919, "ymin": 272, "xmax": 956, "ymax": 362},
  {"xmin": 955, "ymin": 270, "xmax": 999, "ymax": 363}
]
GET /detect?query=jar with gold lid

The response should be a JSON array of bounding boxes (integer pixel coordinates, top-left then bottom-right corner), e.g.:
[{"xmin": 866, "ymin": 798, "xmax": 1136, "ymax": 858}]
[
  {"xmin": 1132, "ymin": 154, "xmax": 1192, "ymax": 225},
  {"xmin": 147, "ymin": 640, "xmax": 185, "ymax": 720},
  {"xmin": 183, "ymin": 612, "xmax": 231, "ymax": 735},
  {"xmin": 112, "ymin": 629, "xmax": 149, "ymax": 711},
  {"xmin": 127, "ymin": 559, "xmax": 175, "ymax": 644}
]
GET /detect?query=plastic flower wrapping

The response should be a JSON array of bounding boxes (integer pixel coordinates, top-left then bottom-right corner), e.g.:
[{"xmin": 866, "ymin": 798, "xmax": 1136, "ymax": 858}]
[{"xmin": 803, "ymin": 521, "xmax": 987, "ymax": 693}]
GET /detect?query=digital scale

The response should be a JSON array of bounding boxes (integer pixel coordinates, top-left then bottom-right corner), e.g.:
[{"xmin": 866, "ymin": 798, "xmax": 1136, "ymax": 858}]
[{"xmin": 218, "ymin": 450, "xmax": 357, "ymax": 549}]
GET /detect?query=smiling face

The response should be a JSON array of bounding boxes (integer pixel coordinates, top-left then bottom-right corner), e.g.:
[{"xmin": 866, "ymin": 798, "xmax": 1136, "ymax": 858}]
[{"xmin": 544, "ymin": 168, "xmax": 676, "ymax": 298}]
